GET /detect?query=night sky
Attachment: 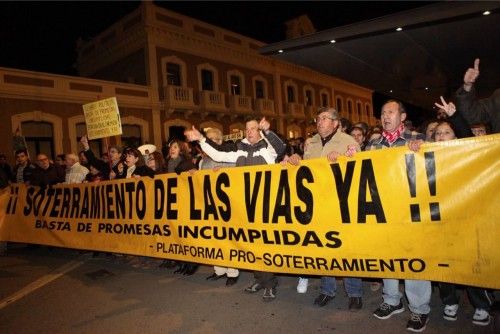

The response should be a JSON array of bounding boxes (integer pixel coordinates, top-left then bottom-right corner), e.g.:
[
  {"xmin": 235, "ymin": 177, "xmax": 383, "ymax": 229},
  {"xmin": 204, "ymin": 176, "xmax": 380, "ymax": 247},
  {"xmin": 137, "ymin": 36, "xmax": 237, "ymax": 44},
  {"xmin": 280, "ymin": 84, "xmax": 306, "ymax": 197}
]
[{"xmin": 0, "ymin": 1, "xmax": 433, "ymax": 76}]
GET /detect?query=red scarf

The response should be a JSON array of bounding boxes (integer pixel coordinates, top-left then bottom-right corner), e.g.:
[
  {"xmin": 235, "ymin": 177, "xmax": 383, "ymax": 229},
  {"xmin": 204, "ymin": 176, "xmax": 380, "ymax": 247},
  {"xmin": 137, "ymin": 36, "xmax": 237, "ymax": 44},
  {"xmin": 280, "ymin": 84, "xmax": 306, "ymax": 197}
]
[{"xmin": 382, "ymin": 123, "xmax": 404, "ymax": 145}]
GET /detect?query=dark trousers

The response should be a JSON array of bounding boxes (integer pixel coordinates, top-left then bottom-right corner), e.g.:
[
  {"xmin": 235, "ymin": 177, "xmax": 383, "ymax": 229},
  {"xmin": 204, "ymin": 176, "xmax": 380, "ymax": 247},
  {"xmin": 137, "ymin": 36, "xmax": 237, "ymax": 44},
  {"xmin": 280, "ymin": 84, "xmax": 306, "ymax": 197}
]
[
  {"xmin": 439, "ymin": 283, "xmax": 493, "ymax": 310},
  {"xmin": 254, "ymin": 271, "xmax": 278, "ymax": 289}
]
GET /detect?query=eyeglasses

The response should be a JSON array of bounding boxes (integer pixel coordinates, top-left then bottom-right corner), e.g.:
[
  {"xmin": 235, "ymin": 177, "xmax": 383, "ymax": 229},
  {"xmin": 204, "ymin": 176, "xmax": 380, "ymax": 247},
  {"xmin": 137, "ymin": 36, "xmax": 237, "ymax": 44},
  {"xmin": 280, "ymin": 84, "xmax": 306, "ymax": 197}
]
[
  {"xmin": 315, "ymin": 116, "xmax": 335, "ymax": 123},
  {"xmin": 37, "ymin": 158, "xmax": 49, "ymax": 162}
]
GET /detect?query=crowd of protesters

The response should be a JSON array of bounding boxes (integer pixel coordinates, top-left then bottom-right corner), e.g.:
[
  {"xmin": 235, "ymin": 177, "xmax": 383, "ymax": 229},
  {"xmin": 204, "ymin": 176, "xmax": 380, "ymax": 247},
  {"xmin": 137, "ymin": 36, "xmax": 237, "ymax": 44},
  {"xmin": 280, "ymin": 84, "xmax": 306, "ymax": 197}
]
[{"xmin": 0, "ymin": 59, "xmax": 497, "ymax": 332}]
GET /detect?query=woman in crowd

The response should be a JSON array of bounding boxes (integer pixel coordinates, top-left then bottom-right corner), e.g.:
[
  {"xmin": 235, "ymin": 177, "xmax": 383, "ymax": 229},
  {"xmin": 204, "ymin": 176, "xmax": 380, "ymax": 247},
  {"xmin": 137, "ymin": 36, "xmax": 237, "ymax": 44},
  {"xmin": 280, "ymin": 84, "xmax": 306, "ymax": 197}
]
[
  {"xmin": 433, "ymin": 96, "xmax": 492, "ymax": 326},
  {"xmin": 147, "ymin": 151, "xmax": 167, "ymax": 174},
  {"xmin": 158, "ymin": 139, "xmax": 198, "ymax": 274},
  {"xmin": 112, "ymin": 147, "xmax": 155, "ymax": 179}
]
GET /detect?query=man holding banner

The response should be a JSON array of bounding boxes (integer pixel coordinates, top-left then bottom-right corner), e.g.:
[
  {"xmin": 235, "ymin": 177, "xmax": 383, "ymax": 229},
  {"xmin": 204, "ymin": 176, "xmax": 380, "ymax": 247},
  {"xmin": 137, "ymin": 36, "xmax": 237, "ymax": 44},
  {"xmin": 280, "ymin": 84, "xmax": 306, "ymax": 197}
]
[
  {"xmin": 284, "ymin": 107, "xmax": 364, "ymax": 310},
  {"xmin": 185, "ymin": 117, "xmax": 286, "ymax": 301},
  {"xmin": 365, "ymin": 100, "xmax": 430, "ymax": 333}
]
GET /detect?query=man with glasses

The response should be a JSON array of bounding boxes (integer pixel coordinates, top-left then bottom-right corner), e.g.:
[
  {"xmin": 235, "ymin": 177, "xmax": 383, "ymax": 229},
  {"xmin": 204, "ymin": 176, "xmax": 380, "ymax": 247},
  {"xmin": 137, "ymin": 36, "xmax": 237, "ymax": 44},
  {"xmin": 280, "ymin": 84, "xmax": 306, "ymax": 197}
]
[
  {"xmin": 28, "ymin": 153, "xmax": 65, "ymax": 187},
  {"xmin": 80, "ymin": 135, "xmax": 123, "ymax": 175},
  {"xmin": 284, "ymin": 107, "xmax": 363, "ymax": 310}
]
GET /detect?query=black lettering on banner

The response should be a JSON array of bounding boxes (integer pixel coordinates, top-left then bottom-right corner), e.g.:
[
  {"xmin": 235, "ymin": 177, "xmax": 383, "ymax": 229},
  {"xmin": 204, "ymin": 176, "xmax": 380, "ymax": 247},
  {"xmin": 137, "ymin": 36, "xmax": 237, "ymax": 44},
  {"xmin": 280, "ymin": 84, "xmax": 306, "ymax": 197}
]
[
  {"xmin": 262, "ymin": 171, "xmax": 271, "ymax": 223},
  {"xmin": 100, "ymin": 185, "xmax": 106, "ymax": 218},
  {"xmin": 42, "ymin": 188, "xmax": 55, "ymax": 216},
  {"xmin": 324, "ymin": 231, "xmax": 342, "ymax": 248},
  {"xmin": 60, "ymin": 188, "xmax": 71, "ymax": 218},
  {"xmin": 188, "ymin": 176, "xmax": 201, "ymax": 220},
  {"xmin": 331, "ymin": 161, "xmax": 355, "ymax": 223},
  {"xmin": 81, "ymin": 187, "xmax": 89, "ymax": 218},
  {"xmin": 405, "ymin": 152, "xmax": 441, "ymax": 222},
  {"xmin": 358, "ymin": 159, "xmax": 386, "ymax": 223},
  {"xmin": 90, "ymin": 186, "xmax": 100, "ymax": 218},
  {"xmin": 32, "ymin": 188, "xmax": 45, "ymax": 216},
  {"xmin": 272, "ymin": 170, "xmax": 292, "ymax": 223},
  {"xmin": 166, "ymin": 177, "xmax": 177, "ymax": 220},
  {"xmin": 23, "ymin": 187, "xmax": 35, "ymax": 216},
  {"xmin": 125, "ymin": 182, "xmax": 136, "ymax": 219},
  {"xmin": 215, "ymin": 172, "xmax": 231, "ymax": 222},
  {"xmin": 247, "ymin": 229, "xmax": 261, "ymax": 242},
  {"xmin": 105, "ymin": 184, "xmax": 114, "ymax": 219},
  {"xmin": 154, "ymin": 179, "xmax": 164, "ymax": 219},
  {"xmin": 49, "ymin": 188, "xmax": 62, "ymax": 217},
  {"xmin": 202, "ymin": 175, "xmax": 218, "ymax": 220},
  {"xmin": 70, "ymin": 187, "xmax": 80, "ymax": 218},
  {"xmin": 77, "ymin": 222, "xmax": 92, "ymax": 232},
  {"xmin": 244, "ymin": 172, "xmax": 261, "ymax": 223},
  {"xmin": 282, "ymin": 230, "xmax": 300, "ymax": 245},
  {"xmin": 424, "ymin": 152, "xmax": 441, "ymax": 221},
  {"xmin": 294, "ymin": 166, "xmax": 314, "ymax": 225},
  {"xmin": 114, "ymin": 183, "xmax": 126, "ymax": 219},
  {"xmin": 6, "ymin": 186, "xmax": 19, "ymax": 215},
  {"xmin": 136, "ymin": 180, "xmax": 146, "ymax": 219},
  {"xmin": 405, "ymin": 153, "xmax": 420, "ymax": 222},
  {"xmin": 409, "ymin": 258, "xmax": 425, "ymax": 272},
  {"xmin": 301, "ymin": 230, "xmax": 323, "ymax": 247}
]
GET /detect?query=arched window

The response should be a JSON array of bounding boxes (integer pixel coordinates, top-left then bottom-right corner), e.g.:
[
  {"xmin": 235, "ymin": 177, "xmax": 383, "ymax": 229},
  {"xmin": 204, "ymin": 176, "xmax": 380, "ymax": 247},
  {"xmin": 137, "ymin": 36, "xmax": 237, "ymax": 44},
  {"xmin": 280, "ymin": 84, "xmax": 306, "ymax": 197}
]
[
  {"xmin": 22, "ymin": 121, "xmax": 54, "ymax": 159},
  {"xmin": 121, "ymin": 124, "xmax": 142, "ymax": 148},
  {"xmin": 161, "ymin": 56, "xmax": 187, "ymax": 87},
  {"xmin": 12, "ymin": 111, "xmax": 63, "ymax": 156},
  {"xmin": 356, "ymin": 101, "xmax": 362, "ymax": 119},
  {"xmin": 227, "ymin": 70, "xmax": 245, "ymax": 96},
  {"xmin": 252, "ymin": 75, "xmax": 269, "ymax": 99},
  {"xmin": 120, "ymin": 116, "xmax": 150, "ymax": 147},
  {"xmin": 197, "ymin": 63, "xmax": 219, "ymax": 91},
  {"xmin": 320, "ymin": 89, "xmax": 330, "ymax": 108},
  {"xmin": 284, "ymin": 80, "xmax": 298, "ymax": 103},
  {"xmin": 303, "ymin": 85, "xmax": 315, "ymax": 106},
  {"xmin": 336, "ymin": 96, "xmax": 343, "ymax": 113},
  {"xmin": 163, "ymin": 119, "xmax": 191, "ymax": 144},
  {"xmin": 347, "ymin": 99, "xmax": 353, "ymax": 118}
]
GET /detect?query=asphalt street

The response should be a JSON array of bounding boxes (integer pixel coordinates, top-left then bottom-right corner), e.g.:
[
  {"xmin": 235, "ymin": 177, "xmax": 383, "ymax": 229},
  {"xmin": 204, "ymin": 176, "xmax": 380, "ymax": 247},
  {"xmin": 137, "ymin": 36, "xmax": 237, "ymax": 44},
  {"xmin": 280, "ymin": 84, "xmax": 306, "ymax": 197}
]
[{"xmin": 0, "ymin": 245, "xmax": 498, "ymax": 334}]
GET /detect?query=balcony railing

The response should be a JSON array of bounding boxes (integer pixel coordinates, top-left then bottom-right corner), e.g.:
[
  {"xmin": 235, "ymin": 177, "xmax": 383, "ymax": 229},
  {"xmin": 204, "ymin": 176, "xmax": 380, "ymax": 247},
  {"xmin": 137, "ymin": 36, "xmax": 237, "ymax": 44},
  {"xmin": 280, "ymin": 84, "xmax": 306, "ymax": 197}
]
[
  {"xmin": 164, "ymin": 85, "xmax": 194, "ymax": 109},
  {"xmin": 255, "ymin": 98, "xmax": 275, "ymax": 116},
  {"xmin": 200, "ymin": 90, "xmax": 226, "ymax": 111},
  {"xmin": 286, "ymin": 102, "xmax": 305, "ymax": 118},
  {"xmin": 229, "ymin": 95, "xmax": 253, "ymax": 113}
]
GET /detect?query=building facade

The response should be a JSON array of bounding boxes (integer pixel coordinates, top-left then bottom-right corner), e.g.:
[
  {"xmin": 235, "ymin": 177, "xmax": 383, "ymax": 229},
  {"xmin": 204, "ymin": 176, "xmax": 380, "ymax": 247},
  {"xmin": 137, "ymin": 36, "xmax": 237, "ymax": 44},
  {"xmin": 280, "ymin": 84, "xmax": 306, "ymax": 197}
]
[{"xmin": 0, "ymin": 2, "xmax": 375, "ymax": 161}]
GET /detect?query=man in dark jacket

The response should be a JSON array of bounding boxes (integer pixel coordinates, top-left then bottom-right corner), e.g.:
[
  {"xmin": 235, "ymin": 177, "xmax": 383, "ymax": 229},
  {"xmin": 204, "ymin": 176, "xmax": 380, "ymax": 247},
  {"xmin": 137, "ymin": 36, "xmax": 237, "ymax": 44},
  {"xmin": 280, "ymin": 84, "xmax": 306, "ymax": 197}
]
[
  {"xmin": 455, "ymin": 58, "xmax": 499, "ymax": 134},
  {"xmin": 12, "ymin": 149, "xmax": 36, "ymax": 184},
  {"xmin": 28, "ymin": 153, "xmax": 65, "ymax": 187}
]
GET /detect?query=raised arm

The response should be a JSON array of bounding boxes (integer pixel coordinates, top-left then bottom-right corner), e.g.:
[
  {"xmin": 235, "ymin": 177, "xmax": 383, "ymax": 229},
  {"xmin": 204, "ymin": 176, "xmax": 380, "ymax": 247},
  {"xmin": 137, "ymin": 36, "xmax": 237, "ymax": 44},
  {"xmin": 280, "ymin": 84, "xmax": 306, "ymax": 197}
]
[
  {"xmin": 435, "ymin": 96, "xmax": 473, "ymax": 138},
  {"xmin": 455, "ymin": 58, "xmax": 494, "ymax": 127},
  {"xmin": 185, "ymin": 126, "xmax": 240, "ymax": 163}
]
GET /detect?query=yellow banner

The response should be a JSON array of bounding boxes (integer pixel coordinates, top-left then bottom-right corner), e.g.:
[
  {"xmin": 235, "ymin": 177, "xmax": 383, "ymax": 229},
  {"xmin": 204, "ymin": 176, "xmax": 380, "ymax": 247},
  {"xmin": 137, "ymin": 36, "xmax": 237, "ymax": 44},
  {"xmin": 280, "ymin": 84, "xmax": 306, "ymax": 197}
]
[
  {"xmin": 82, "ymin": 97, "xmax": 122, "ymax": 140},
  {"xmin": 1, "ymin": 134, "xmax": 499, "ymax": 288}
]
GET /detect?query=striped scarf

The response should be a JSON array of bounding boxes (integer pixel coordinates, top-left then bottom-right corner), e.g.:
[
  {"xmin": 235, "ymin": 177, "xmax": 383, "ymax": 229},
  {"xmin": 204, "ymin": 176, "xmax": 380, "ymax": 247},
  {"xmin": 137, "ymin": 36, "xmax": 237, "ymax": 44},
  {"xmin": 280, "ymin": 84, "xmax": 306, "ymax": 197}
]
[{"xmin": 382, "ymin": 123, "xmax": 405, "ymax": 145}]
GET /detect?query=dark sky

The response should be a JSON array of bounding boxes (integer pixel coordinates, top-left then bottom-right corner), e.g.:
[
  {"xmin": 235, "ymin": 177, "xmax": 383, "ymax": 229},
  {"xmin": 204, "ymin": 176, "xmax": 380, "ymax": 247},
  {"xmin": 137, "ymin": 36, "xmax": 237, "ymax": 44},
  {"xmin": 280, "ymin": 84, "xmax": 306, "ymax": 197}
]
[{"xmin": 0, "ymin": 1, "xmax": 434, "ymax": 76}]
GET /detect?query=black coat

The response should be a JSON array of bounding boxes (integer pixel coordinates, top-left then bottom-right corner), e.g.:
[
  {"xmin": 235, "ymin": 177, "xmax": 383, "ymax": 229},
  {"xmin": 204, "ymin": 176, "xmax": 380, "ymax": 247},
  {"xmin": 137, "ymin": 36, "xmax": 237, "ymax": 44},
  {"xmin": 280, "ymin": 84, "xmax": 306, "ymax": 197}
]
[{"xmin": 28, "ymin": 164, "xmax": 65, "ymax": 188}]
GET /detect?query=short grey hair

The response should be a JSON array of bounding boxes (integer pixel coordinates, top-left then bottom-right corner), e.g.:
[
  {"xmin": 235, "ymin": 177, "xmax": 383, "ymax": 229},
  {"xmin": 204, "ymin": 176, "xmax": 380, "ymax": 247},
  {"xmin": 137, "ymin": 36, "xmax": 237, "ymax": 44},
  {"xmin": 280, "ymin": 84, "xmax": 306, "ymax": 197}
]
[
  {"xmin": 316, "ymin": 107, "xmax": 339, "ymax": 120},
  {"xmin": 65, "ymin": 153, "xmax": 79, "ymax": 163}
]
